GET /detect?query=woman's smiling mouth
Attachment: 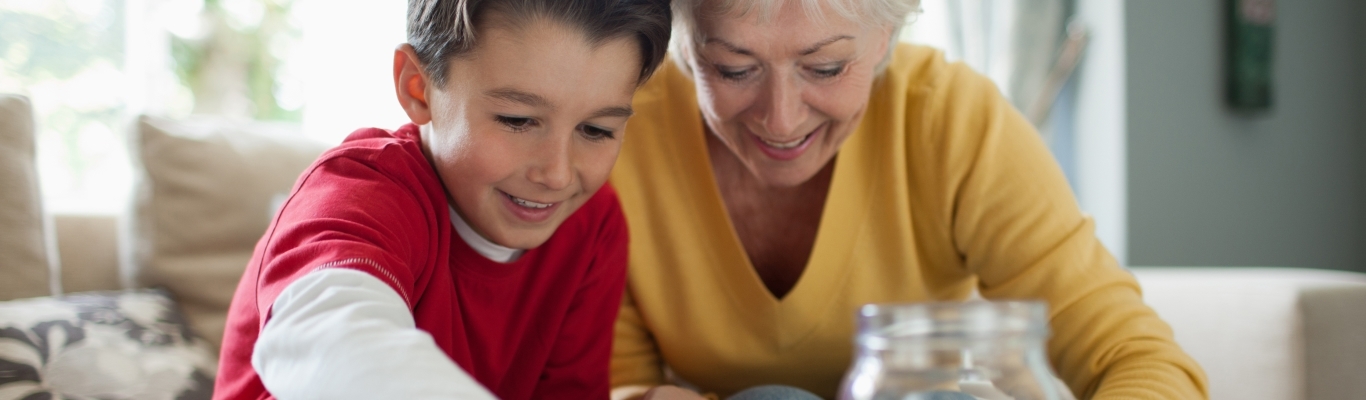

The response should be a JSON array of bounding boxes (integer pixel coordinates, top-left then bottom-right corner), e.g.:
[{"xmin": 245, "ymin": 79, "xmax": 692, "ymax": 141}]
[
  {"xmin": 758, "ymin": 134, "xmax": 810, "ymax": 149},
  {"xmin": 750, "ymin": 123, "xmax": 824, "ymax": 161}
]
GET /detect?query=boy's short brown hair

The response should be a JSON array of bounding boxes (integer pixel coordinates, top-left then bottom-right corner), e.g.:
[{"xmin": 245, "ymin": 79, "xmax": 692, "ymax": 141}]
[{"xmin": 408, "ymin": 0, "xmax": 672, "ymax": 87}]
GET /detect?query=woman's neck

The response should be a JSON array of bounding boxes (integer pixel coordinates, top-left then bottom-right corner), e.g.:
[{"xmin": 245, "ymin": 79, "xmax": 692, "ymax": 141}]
[{"xmin": 706, "ymin": 130, "xmax": 834, "ymax": 299}]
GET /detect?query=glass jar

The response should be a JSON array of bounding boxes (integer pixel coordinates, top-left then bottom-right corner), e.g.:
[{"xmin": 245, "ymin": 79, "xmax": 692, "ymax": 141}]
[{"xmin": 838, "ymin": 301, "xmax": 1066, "ymax": 400}]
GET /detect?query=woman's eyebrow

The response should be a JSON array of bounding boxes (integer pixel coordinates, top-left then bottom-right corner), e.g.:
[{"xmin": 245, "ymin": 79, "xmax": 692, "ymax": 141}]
[
  {"xmin": 704, "ymin": 35, "xmax": 855, "ymax": 57},
  {"xmin": 705, "ymin": 38, "xmax": 754, "ymax": 56},
  {"xmin": 799, "ymin": 35, "xmax": 853, "ymax": 56}
]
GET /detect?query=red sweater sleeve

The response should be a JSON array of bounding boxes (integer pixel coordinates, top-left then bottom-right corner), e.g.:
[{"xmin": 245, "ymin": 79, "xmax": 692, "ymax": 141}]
[
  {"xmin": 252, "ymin": 143, "xmax": 442, "ymax": 324},
  {"xmin": 216, "ymin": 131, "xmax": 448, "ymax": 400},
  {"xmin": 531, "ymin": 186, "xmax": 630, "ymax": 400}
]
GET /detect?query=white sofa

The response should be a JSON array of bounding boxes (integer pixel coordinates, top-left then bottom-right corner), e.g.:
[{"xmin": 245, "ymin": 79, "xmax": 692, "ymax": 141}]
[
  {"xmin": 1133, "ymin": 267, "xmax": 1366, "ymax": 400},
  {"xmin": 3, "ymin": 93, "xmax": 1366, "ymax": 399}
]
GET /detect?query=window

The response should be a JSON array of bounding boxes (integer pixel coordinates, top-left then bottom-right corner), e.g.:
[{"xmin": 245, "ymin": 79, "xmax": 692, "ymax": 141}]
[
  {"xmin": 2, "ymin": 0, "xmax": 133, "ymax": 214},
  {"xmin": 1, "ymin": 0, "xmax": 304, "ymax": 213},
  {"xmin": 4, "ymin": 0, "xmax": 1083, "ymax": 215}
]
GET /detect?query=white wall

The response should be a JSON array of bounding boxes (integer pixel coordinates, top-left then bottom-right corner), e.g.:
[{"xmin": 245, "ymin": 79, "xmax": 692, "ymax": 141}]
[{"xmin": 1124, "ymin": 0, "xmax": 1366, "ymax": 271}]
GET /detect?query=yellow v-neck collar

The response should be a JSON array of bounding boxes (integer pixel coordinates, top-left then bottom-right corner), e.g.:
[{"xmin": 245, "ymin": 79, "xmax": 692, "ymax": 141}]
[{"xmin": 677, "ymin": 84, "xmax": 887, "ymax": 349}]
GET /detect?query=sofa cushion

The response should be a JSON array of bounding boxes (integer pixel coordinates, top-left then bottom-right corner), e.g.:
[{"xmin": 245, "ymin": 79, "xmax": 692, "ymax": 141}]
[
  {"xmin": 0, "ymin": 289, "xmax": 216, "ymax": 399},
  {"xmin": 56, "ymin": 214, "xmax": 122, "ymax": 293},
  {"xmin": 0, "ymin": 94, "xmax": 54, "ymax": 301},
  {"xmin": 128, "ymin": 116, "xmax": 328, "ymax": 348}
]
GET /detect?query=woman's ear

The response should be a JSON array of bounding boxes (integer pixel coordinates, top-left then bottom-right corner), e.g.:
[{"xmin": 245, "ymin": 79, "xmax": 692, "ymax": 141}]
[{"xmin": 394, "ymin": 44, "xmax": 433, "ymax": 125}]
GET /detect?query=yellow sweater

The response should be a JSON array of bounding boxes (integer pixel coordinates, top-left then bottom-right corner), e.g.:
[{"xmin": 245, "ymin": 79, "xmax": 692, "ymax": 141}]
[{"xmin": 609, "ymin": 44, "xmax": 1208, "ymax": 399}]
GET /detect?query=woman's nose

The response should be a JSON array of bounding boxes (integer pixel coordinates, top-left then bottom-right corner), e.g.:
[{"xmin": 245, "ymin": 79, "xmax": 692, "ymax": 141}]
[{"xmin": 755, "ymin": 73, "xmax": 806, "ymax": 137}]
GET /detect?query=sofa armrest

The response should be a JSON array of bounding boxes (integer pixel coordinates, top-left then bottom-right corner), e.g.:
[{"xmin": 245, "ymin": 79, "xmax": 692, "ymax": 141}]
[{"xmin": 1302, "ymin": 285, "xmax": 1366, "ymax": 400}]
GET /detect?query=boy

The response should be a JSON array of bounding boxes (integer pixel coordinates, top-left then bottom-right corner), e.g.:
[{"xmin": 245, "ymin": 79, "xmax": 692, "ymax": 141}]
[{"xmin": 213, "ymin": 0, "xmax": 671, "ymax": 398}]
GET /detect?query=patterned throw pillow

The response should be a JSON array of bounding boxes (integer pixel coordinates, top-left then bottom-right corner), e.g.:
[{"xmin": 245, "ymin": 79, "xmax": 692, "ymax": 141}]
[{"xmin": 0, "ymin": 290, "xmax": 217, "ymax": 400}]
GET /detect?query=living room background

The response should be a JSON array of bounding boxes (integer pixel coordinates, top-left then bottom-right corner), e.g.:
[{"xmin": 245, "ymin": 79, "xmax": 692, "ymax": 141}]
[{"xmin": 4, "ymin": 0, "xmax": 1362, "ymax": 271}]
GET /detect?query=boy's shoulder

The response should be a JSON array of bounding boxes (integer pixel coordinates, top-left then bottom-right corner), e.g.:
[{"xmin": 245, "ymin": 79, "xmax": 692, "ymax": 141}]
[
  {"xmin": 308, "ymin": 124, "xmax": 435, "ymax": 184},
  {"xmin": 324, "ymin": 124, "xmax": 426, "ymax": 164},
  {"xmin": 289, "ymin": 124, "xmax": 445, "ymax": 213}
]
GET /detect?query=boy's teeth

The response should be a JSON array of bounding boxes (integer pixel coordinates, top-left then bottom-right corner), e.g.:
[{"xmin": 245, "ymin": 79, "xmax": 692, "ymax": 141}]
[
  {"xmin": 509, "ymin": 195, "xmax": 552, "ymax": 209},
  {"xmin": 760, "ymin": 134, "xmax": 808, "ymax": 149}
]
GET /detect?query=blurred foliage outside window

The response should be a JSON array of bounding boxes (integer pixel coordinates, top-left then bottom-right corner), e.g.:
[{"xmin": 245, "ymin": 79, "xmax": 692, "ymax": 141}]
[
  {"xmin": 0, "ymin": 0, "xmax": 302, "ymax": 213},
  {"xmin": 171, "ymin": 0, "xmax": 302, "ymax": 120}
]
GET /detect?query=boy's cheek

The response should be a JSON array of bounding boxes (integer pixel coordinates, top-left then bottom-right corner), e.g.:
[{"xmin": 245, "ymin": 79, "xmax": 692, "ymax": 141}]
[{"xmin": 577, "ymin": 144, "xmax": 624, "ymax": 191}]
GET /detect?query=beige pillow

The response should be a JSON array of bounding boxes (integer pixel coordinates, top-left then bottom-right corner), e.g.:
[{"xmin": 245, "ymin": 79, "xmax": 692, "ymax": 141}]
[
  {"xmin": 128, "ymin": 115, "xmax": 329, "ymax": 347},
  {"xmin": 0, "ymin": 94, "xmax": 53, "ymax": 301}
]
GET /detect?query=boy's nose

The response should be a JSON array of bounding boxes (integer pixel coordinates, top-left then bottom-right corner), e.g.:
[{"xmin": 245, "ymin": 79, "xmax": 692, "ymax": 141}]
[{"xmin": 527, "ymin": 138, "xmax": 573, "ymax": 191}]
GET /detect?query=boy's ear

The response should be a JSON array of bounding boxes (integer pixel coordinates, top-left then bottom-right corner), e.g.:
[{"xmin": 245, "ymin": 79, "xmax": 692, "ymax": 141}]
[{"xmin": 394, "ymin": 44, "xmax": 432, "ymax": 125}]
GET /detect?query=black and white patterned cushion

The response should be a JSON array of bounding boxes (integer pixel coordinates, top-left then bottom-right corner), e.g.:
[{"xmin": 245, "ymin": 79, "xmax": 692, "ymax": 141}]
[{"xmin": 0, "ymin": 290, "xmax": 216, "ymax": 400}]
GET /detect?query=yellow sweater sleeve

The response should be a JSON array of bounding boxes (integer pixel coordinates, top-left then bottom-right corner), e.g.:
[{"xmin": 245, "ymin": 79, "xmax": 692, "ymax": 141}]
[
  {"xmin": 610, "ymin": 286, "xmax": 666, "ymax": 388},
  {"xmin": 924, "ymin": 60, "xmax": 1209, "ymax": 399}
]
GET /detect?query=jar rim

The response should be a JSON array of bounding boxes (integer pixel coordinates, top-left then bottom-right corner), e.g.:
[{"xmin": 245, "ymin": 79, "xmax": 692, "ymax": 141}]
[{"xmin": 855, "ymin": 300, "xmax": 1049, "ymax": 346}]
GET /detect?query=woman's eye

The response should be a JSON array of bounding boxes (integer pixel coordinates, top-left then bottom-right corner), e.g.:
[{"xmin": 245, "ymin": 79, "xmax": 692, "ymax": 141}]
[
  {"xmin": 580, "ymin": 124, "xmax": 616, "ymax": 141},
  {"xmin": 495, "ymin": 115, "xmax": 536, "ymax": 131},
  {"xmin": 715, "ymin": 65, "xmax": 754, "ymax": 81},
  {"xmin": 809, "ymin": 64, "xmax": 846, "ymax": 79}
]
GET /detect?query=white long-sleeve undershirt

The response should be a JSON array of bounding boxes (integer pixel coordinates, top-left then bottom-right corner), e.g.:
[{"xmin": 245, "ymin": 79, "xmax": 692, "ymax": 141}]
[
  {"xmin": 252, "ymin": 268, "xmax": 497, "ymax": 399},
  {"xmin": 253, "ymin": 194, "xmax": 527, "ymax": 399}
]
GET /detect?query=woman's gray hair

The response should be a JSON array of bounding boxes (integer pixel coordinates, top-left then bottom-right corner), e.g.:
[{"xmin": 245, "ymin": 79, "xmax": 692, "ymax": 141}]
[{"xmin": 670, "ymin": 0, "xmax": 922, "ymax": 75}]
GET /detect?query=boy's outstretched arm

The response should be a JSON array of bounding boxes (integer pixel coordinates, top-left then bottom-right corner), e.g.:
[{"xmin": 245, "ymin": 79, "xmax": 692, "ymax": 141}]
[{"xmin": 253, "ymin": 268, "xmax": 497, "ymax": 399}]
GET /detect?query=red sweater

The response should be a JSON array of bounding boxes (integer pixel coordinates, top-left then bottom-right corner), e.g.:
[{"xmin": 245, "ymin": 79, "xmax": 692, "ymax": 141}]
[{"xmin": 214, "ymin": 124, "xmax": 628, "ymax": 400}]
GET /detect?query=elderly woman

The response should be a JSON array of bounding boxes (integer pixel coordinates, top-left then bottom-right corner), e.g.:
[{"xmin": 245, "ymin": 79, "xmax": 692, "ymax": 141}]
[{"xmin": 607, "ymin": 0, "xmax": 1207, "ymax": 399}]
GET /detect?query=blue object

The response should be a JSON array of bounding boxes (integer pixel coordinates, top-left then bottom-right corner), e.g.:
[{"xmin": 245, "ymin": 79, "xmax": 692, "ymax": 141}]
[{"xmin": 727, "ymin": 385, "xmax": 823, "ymax": 400}]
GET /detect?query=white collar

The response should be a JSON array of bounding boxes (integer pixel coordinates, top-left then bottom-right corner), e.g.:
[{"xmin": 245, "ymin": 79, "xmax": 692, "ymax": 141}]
[{"xmin": 449, "ymin": 205, "xmax": 524, "ymax": 263}]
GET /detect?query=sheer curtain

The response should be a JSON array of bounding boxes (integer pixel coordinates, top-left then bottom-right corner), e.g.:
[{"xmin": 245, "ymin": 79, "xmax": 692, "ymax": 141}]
[
  {"xmin": 902, "ymin": 0, "xmax": 1078, "ymax": 128},
  {"xmin": 902, "ymin": 0, "xmax": 1086, "ymax": 195}
]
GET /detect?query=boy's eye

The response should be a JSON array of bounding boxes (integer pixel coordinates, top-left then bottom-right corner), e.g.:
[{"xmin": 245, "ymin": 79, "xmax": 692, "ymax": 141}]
[
  {"xmin": 579, "ymin": 124, "xmax": 616, "ymax": 141},
  {"xmin": 496, "ymin": 115, "xmax": 536, "ymax": 132},
  {"xmin": 714, "ymin": 65, "xmax": 755, "ymax": 81}
]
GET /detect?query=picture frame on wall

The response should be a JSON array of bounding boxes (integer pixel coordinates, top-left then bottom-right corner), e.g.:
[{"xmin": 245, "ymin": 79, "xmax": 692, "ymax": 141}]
[{"xmin": 1226, "ymin": 0, "xmax": 1275, "ymax": 111}]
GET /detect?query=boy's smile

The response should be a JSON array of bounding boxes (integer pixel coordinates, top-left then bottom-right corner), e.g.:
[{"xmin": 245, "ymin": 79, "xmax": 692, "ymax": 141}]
[
  {"xmin": 498, "ymin": 189, "xmax": 560, "ymax": 223},
  {"xmin": 397, "ymin": 14, "xmax": 640, "ymax": 250}
]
